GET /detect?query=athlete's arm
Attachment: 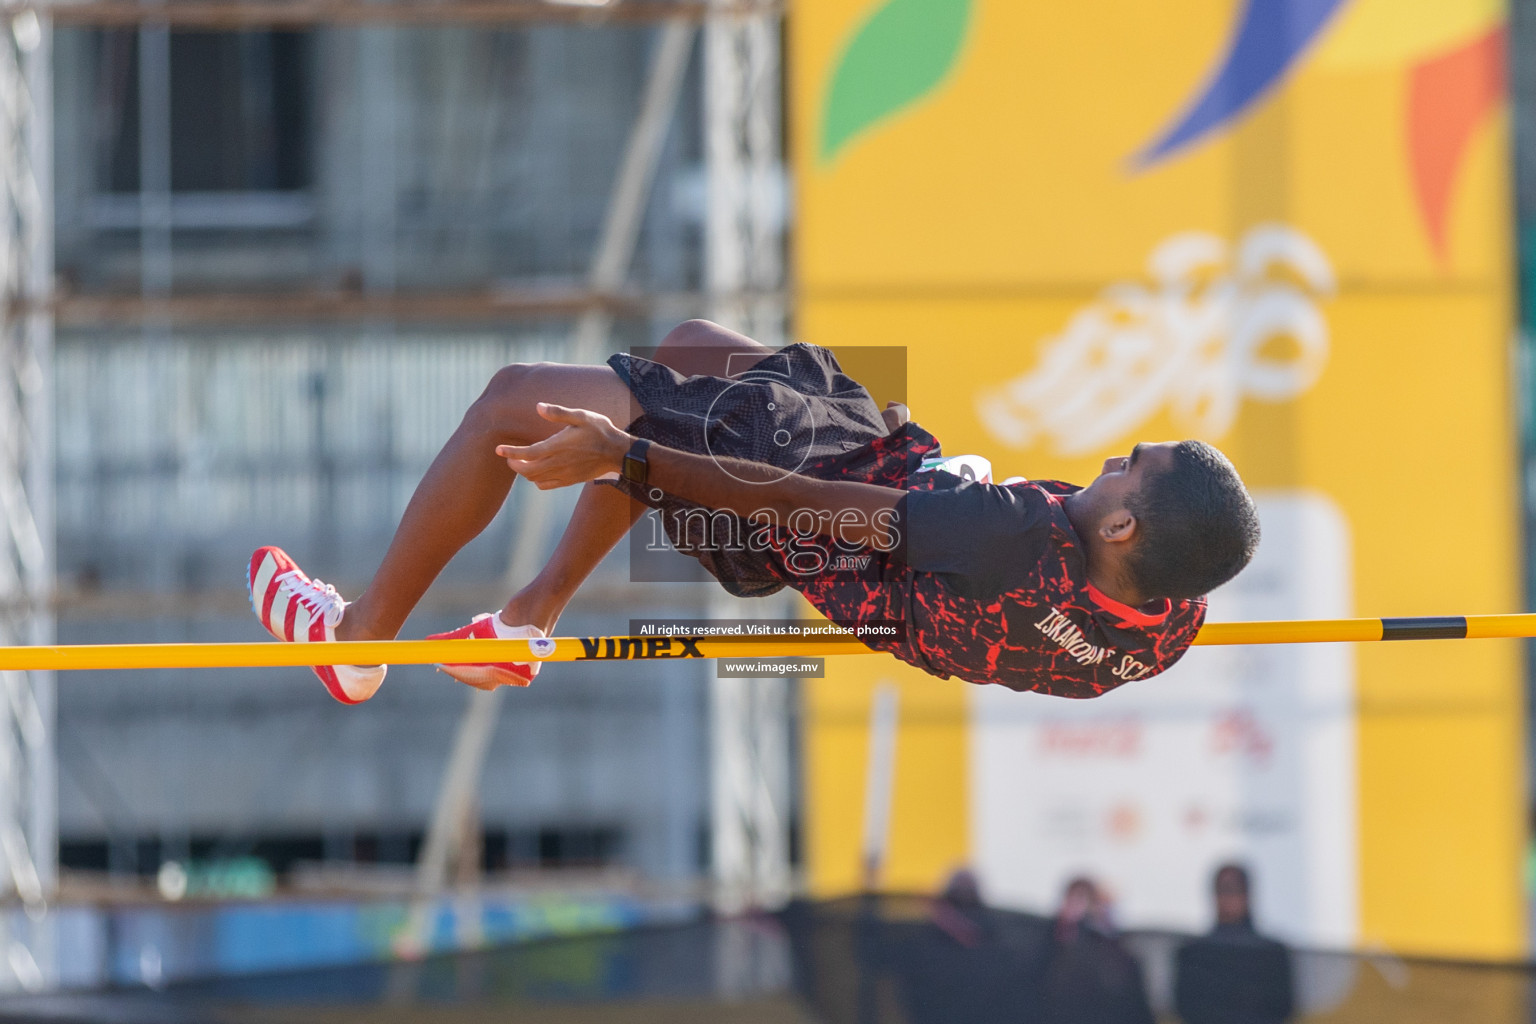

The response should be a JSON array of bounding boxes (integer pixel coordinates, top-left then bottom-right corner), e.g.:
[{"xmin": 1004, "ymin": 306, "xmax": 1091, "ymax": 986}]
[{"xmin": 497, "ymin": 403, "xmax": 902, "ymax": 550}]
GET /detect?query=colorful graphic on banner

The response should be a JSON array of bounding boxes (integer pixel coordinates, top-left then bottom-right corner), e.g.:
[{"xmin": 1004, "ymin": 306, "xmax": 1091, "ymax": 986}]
[
  {"xmin": 1133, "ymin": 0, "xmax": 1350, "ymax": 166},
  {"xmin": 1134, "ymin": 0, "xmax": 1506, "ymax": 256},
  {"xmin": 819, "ymin": 0, "xmax": 975, "ymax": 164},
  {"xmin": 977, "ymin": 226, "xmax": 1334, "ymax": 455}
]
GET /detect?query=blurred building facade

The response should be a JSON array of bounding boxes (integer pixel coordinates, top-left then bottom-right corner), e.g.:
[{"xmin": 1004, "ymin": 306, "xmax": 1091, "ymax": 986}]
[{"xmin": 45, "ymin": 19, "xmax": 743, "ymax": 889}]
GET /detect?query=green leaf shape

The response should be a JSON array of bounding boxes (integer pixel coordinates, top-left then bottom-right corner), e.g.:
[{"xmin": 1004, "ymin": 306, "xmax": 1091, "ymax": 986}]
[{"xmin": 820, "ymin": 0, "xmax": 974, "ymax": 165}]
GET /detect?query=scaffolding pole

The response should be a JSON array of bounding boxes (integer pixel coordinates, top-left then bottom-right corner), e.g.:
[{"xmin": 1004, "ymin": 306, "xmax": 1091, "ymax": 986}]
[
  {"xmin": 704, "ymin": 0, "xmax": 789, "ymax": 914},
  {"xmin": 0, "ymin": 4, "xmax": 55, "ymax": 991},
  {"xmin": 704, "ymin": 0, "xmax": 781, "ymax": 346}
]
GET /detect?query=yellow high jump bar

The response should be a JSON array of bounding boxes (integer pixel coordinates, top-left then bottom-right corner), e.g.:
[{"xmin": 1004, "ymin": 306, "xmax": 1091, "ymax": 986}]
[{"xmin": 0, "ymin": 614, "xmax": 1529, "ymax": 671}]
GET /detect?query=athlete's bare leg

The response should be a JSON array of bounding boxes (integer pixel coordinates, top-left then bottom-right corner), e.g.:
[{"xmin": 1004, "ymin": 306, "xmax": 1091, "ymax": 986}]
[
  {"xmin": 337, "ymin": 363, "xmax": 634, "ymax": 642},
  {"xmin": 498, "ymin": 319, "xmax": 775, "ymax": 634},
  {"xmin": 337, "ymin": 320, "xmax": 773, "ymax": 642}
]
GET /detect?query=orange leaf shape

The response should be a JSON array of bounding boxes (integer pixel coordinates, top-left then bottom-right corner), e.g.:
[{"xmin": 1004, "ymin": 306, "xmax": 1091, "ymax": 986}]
[{"xmin": 1407, "ymin": 25, "xmax": 1505, "ymax": 261}]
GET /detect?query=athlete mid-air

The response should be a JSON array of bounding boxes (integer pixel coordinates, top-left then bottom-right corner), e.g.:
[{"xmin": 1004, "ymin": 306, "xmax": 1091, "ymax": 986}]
[{"xmin": 248, "ymin": 319, "xmax": 1259, "ymax": 703}]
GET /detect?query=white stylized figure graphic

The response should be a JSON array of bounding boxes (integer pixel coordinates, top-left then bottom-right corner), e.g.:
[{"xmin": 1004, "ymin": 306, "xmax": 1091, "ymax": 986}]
[{"xmin": 977, "ymin": 225, "xmax": 1335, "ymax": 455}]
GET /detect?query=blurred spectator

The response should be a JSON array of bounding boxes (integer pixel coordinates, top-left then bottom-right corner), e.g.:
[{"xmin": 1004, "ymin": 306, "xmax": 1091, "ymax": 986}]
[
  {"xmin": 889, "ymin": 868, "xmax": 1042, "ymax": 1024},
  {"xmin": 1175, "ymin": 863, "xmax": 1295, "ymax": 1024},
  {"xmin": 1039, "ymin": 876, "xmax": 1156, "ymax": 1024},
  {"xmin": 929, "ymin": 868, "xmax": 988, "ymax": 947}
]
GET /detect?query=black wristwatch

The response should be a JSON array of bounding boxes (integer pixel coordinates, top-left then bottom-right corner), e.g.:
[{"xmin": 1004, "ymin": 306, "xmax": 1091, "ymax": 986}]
[{"xmin": 621, "ymin": 437, "xmax": 653, "ymax": 485}]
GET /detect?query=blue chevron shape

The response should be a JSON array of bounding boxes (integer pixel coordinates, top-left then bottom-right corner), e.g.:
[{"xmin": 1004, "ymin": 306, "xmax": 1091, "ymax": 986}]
[{"xmin": 1134, "ymin": 0, "xmax": 1350, "ymax": 167}]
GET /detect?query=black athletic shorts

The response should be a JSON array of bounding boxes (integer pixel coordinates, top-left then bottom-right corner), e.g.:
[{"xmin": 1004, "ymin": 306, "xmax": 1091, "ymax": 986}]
[{"xmin": 606, "ymin": 342, "xmax": 895, "ymax": 597}]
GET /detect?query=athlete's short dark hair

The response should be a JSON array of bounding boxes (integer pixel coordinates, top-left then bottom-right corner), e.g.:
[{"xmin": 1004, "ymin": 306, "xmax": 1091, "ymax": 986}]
[{"xmin": 1125, "ymin": 441, "xmax": 1259, "ymax": 601}]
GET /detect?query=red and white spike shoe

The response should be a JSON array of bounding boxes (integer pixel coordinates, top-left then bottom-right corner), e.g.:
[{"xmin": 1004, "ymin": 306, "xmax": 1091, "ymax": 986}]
[
  {"xmin": 428, "ymin": 613, "xmax": 544, "ymax": 689},
  {"xmin": 247, "ymin": 546, "xmax": 386, "ymax": 705}
]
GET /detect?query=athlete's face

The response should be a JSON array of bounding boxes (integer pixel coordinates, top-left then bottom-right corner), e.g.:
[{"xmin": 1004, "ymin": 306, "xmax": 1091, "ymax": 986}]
[
  {"xmin": 1060, "ymin": 441, "xmax": 1181, "ymax": 600},
  {"xmin": 1079, "ymin": 441, "xmax": 1178, "ymax": 516}
]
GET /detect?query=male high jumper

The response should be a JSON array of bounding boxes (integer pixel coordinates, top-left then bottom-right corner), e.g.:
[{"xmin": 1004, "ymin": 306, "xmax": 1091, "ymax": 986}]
[{"xmin": 248, "ymin": 319, "xmax": 1260, "ymax": 703}]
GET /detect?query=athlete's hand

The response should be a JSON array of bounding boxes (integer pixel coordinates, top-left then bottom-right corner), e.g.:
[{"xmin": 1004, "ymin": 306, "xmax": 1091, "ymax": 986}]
[
  {"xmin": 496, "ymin": 403, "xmax": 630, "ymax": 489},
  {"xmin": 881, "ymin": 401, "xmax": 910, "ymax": 433}
]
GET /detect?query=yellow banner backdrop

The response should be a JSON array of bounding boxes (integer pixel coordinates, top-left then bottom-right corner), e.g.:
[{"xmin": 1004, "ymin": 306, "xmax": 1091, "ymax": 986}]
[{"xmin": 793, "ymin": 0, "xmax": 1522, "ymax": 959}]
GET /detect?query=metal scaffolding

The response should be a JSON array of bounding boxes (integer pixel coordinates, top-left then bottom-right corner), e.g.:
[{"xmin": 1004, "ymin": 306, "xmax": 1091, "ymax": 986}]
[
  {"xmin": 402, "ymin": 17, "xmax": 699, "ymax": 952},
  {"xmin": 403, "ymin": 0, "xmax": 794, "ymax": 927},
  {"xmin": 402, "ymin": 0, "xmax": 796, "ymax": 926},
  {"xmin": 704, "ymin": 0, "xmax": 790, "ymax": 913},
  {"xmin": 0, "ymin": 5, "xmax": 55, "ymax": 991},
  {"xmin": 704, "ymin": 0, "xmax": 781, "ymax": 346}
]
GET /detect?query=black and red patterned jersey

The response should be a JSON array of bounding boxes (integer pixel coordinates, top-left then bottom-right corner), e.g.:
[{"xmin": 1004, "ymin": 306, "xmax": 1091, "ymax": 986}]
[{"xmin": 769, "ymin": 423, "xmax": 1207, "ymax": 699}]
